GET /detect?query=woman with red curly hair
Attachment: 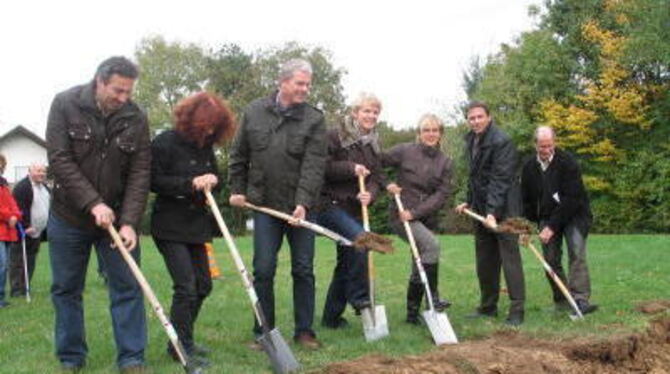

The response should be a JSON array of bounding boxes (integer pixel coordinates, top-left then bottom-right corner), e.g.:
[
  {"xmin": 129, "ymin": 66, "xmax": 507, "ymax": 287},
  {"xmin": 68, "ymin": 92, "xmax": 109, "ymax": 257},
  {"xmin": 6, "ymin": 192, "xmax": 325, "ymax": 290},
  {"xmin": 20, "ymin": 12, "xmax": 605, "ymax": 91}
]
[{"xmin": 150, "ymin": 92, "xmax": 235, "ymax": 365}]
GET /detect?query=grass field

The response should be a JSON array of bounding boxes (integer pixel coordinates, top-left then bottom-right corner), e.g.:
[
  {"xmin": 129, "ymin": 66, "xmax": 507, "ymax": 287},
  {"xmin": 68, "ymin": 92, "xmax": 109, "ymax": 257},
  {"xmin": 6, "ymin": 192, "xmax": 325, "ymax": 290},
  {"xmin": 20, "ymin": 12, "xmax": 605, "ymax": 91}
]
[{"xmin": 0, "ymin": 234, "xmax": 667, "ymax": 373}]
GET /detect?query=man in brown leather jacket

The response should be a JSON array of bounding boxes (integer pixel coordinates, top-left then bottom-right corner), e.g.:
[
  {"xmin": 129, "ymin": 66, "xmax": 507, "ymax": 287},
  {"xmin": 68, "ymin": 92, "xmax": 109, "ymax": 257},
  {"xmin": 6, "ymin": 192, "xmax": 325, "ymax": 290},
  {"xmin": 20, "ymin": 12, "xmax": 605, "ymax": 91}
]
[{"xmin": 46, "ymin": 56, "xmax": 150, "ymax": 372}]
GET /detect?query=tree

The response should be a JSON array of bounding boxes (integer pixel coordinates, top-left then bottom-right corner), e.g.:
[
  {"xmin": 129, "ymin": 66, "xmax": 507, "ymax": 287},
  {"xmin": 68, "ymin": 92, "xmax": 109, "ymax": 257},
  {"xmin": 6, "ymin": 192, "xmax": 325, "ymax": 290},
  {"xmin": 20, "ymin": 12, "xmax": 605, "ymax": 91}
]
[
  {"xmin": 134, "ymin": 36, "xmax": 208, "ymax": 132},
  {"xmin": 465, "ymin": 0, "xmax": 670, "ymax": 232}
]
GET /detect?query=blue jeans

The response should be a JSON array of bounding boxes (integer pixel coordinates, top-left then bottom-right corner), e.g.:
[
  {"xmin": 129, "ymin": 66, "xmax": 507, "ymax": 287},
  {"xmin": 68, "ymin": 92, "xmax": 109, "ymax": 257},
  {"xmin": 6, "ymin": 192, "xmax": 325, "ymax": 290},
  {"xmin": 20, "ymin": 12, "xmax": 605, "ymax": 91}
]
[
  {"xmin": 48, "ymin": 213, "xmax": 146, "ymax": 369},
  {"xmin": 252, "ymin": 212, "xmax": 316, "ymax": 337},
  {"xmin": 316, "ymin": 207, "xmax": 369, "ymax": 323},
  {"xmin": 0, "ymin": 241, "xmax": 8, "ymax": 301}
]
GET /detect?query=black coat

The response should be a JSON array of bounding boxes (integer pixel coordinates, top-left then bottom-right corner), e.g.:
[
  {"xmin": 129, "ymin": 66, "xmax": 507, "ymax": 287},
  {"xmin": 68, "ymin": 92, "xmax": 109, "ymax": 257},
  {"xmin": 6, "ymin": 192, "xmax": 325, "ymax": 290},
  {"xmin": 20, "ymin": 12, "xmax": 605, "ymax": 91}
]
[
  {"xmin": 464, "ymin": 121, "xmax": 521, "ymax": 219},
  {"xmin": 12, "ymin": 176, "xmax": 50, "ymax": 240},
  {"xmin": 521, "ymin": 148, "xmax": 592, "ymax": 232},
  {"xmin": 150, "ymin": 130, "xmax": 221, "ymax": 244}
]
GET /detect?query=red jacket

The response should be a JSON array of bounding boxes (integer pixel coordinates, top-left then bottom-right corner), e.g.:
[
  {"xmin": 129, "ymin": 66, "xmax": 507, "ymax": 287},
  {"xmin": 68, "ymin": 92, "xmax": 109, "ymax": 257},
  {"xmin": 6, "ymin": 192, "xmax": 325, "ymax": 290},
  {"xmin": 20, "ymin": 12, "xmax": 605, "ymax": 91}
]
[{"xmin": 0, "ymin": 180, "xmax": 22, "ymax": 242}]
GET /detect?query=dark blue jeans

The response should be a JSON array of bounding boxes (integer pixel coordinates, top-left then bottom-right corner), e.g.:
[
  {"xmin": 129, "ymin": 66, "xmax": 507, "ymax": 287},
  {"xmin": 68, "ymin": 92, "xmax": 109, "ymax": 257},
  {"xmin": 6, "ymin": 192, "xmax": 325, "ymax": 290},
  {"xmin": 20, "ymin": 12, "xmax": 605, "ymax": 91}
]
[
  {"xmin": 316, "ymin": 207, "xmax": 369, "ymax": 323},
  {"xmin": 252, "ymin": 212, "xmax": 316, "ymax": 338},
  {"xmin": 48, "ymin": 213, "xmax": 146, "ymax": 369}
]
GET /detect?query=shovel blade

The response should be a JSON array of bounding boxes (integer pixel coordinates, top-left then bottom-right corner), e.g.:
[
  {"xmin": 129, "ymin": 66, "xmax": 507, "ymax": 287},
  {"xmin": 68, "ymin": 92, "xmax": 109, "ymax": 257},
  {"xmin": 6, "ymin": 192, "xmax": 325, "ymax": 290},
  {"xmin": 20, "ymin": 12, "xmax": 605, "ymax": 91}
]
[
  {"xmin": 361, "ymin": 305, "xmax": 389, "ymax": 342},
  {"xmin": 422, "ymin": 309, "xmax": 458, "ymax": 345},
  {"xmin": 257, "ymin": 328, "xmax": 300, "ymax": 374}
]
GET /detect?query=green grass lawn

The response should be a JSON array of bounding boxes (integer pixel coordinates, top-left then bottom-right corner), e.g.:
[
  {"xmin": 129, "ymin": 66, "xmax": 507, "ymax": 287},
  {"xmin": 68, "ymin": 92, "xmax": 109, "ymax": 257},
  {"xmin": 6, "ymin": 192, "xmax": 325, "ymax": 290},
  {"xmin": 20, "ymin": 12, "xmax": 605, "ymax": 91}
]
[{"xmin": 0, "ymin": 234, "xmax": 667, "ymax": 373}]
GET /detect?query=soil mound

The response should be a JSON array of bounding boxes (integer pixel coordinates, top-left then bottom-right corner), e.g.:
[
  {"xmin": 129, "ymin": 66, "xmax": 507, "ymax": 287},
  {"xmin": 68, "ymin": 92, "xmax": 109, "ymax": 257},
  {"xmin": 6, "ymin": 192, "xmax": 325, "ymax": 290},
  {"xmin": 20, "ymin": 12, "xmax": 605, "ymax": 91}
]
[{"xmin": 321, "ymin": 316, "xmax": 670, "ymax": 374}]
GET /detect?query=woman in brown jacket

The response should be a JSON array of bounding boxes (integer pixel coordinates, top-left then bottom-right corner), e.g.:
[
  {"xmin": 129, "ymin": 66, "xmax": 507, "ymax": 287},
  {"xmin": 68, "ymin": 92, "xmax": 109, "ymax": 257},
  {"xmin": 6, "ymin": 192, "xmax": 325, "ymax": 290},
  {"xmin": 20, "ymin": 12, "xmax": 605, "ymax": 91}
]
[{"xmin": 384, "ymin": 114, "xmax": 453, "ymax": 324}]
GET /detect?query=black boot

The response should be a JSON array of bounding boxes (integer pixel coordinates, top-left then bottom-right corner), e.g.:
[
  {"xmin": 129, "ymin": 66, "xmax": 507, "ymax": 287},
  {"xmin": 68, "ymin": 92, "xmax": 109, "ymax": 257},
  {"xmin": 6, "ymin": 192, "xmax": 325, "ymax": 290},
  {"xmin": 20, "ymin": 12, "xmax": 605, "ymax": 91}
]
[
  {"xmin": 424, "ymin": 263, "xmax": 451, "ymax": 312},
  {"xmin": 406, "ymin": 280, "xmax": 424, "ymax": 325}
]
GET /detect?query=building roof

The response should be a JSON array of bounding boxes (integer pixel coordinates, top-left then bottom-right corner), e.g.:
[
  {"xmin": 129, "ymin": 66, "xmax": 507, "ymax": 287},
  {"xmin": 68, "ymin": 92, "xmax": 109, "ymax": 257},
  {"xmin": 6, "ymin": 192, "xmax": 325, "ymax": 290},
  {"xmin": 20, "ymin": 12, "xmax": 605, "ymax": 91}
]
[{"xmin": 0, "ymin": 125, "xmax": 47, "ymax": 148}]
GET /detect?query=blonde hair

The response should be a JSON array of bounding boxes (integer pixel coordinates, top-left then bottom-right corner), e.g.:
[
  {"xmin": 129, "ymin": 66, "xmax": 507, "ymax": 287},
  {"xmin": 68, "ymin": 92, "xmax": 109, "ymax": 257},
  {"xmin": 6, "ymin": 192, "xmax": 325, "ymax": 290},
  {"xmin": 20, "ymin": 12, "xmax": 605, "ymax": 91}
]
[
  {"xmin": 415, "ymin": 114, "xmax": 444, "ymax": 145},
  {"xmin": 0, "ymin": 153, "xmax": 6, "ymax": 174},
  {"xmin": 350, "ymin": 92, "xmax": 382, "ymax": 114}
]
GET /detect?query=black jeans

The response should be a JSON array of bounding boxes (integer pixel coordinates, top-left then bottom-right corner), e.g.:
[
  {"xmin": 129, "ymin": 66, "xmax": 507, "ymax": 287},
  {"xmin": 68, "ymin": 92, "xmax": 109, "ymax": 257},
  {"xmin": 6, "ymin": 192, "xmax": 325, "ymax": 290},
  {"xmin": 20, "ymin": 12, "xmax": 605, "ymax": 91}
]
[
  {"xmin": 474, "ymin": 222, "xmax": 525, "ymax": 315},
  {"xmin": 155, "ymin": 239, "xmax": 212, "ymax": 351},
  {"xmin": 9, "ymin": 236, "xmax": 41, "ymax": 296}
]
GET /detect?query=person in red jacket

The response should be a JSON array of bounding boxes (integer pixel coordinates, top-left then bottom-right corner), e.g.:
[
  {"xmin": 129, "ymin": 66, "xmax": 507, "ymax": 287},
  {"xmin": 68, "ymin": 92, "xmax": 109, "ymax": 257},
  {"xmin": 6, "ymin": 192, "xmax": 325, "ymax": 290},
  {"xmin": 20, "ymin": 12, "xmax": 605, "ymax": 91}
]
[{"xmin": 0, "ymin": 154, "xmax": 22, "ymax": 308}]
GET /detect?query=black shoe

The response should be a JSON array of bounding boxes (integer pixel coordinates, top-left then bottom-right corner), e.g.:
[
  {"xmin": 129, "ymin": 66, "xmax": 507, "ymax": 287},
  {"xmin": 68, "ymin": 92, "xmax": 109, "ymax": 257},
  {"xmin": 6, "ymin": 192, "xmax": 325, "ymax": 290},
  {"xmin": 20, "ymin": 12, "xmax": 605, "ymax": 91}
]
[
  {"xmin": 504, "ymin": 313, "xmax": 524, "ymax": 327},
  {"xmin": 352, "ymin": 299, "xmax": 371, "ymax": 312},
  {"xmin": 322, "ymin": 317, "xmax": 349, "ymax": 329},
  {"xmin": 168, "ymin": 345, "xmax": 211, "ymax": 367},
  {"xmin": 465, "ymin": 308, "xmax": 498, "ymax": 319},
  {"xmin": 432, "ymin": 298, "xmax": 452, "ymax": 311},
  {"xmin": 0, "ymin": 300, "xmax": 10, "ymax": 308},
  {"xmin": 576, "ymin": 300, "xmax": 599, "ymax": 315}
]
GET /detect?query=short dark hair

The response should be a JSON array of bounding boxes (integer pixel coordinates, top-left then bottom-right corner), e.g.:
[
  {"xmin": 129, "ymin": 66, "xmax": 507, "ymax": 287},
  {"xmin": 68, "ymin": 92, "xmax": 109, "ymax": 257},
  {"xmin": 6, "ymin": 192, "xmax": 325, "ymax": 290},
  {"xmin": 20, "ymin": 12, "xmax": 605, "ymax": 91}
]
[
  {"xmin": 95, "ymin": 56, "xmax": 139, "ymax": 83},
  {"xmin": 465, "ymin": 101, "xmax": 490, "ymax": 117}
]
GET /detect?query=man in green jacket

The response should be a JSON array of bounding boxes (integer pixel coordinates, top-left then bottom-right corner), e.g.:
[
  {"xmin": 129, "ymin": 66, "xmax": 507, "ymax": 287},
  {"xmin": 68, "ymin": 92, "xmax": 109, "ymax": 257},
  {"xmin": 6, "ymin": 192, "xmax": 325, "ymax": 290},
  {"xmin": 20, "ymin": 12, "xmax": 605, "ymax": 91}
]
[{"xmin": 229, "ymin": 58, "xmax": 327, "ymax": 349}]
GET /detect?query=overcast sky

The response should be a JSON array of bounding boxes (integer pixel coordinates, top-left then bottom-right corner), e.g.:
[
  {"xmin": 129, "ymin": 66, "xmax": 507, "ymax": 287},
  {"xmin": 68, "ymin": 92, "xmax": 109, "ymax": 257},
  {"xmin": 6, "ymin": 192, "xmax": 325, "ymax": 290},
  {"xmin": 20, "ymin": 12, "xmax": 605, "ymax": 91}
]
[{"xmin": 0, "ymin": 0, "xmax": 538, "ymax": 135}]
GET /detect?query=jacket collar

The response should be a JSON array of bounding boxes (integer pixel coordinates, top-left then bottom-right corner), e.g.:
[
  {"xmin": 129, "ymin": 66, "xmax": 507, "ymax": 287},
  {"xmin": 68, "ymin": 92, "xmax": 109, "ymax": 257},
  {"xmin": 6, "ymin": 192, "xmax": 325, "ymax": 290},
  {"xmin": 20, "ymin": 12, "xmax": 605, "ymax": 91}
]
[
  {"xmin": 263, "ymin": 91, "xmax": 306, "ymax": 121},
  {"xmin": 418, "ymin": 142, "xmax": 440, "ymax": 158},
  {"xmin": 78, "ymin": 80, "xmax": 139, "ymax": 120}
]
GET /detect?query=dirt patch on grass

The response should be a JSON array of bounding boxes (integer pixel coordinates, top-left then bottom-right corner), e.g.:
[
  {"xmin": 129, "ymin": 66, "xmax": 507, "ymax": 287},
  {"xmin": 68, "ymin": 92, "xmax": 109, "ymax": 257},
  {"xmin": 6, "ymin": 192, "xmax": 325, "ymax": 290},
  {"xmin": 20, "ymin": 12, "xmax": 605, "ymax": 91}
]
[
  {"xmin": 321, "ymin": 317, "xmax": 670, "ymax": 374},
  {"xmin": 636, "ymin": 300, "xmax": 670, "ymax": 315}
]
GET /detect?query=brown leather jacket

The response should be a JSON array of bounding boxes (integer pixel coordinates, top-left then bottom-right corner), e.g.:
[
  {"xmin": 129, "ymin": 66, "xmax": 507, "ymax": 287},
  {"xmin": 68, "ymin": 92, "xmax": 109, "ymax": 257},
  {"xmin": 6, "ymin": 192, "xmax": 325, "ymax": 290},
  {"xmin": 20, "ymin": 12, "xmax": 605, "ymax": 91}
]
[
  {"xmin": 46, "ymin": 81, "xmax": 151, "ymax": 231},
  {"xmin": 383, "ymin": 142, "xmax": 452, "ymax": 230}
]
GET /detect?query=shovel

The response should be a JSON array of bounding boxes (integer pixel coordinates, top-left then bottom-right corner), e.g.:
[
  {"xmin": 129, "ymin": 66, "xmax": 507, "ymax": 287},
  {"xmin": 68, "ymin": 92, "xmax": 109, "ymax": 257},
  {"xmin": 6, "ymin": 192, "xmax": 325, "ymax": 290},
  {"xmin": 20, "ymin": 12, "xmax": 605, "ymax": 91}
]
[
  {"xmin": 205, "ymin": 191, "xmax": 300, "ymax": 373},
  {"xmin": 394, "ymin": 194, "xmax": 458, "ymax": 345},
  {"xmin": 244, "ymin": 203, "xmax": 394, "ymax": 254},
  {"xmin": 358, "ymin": 175, "xmax": 389, "ymax": 342},
  {"xmin": 461, "ymin": 208, "xmax": 584, "ymax": 321},
  {"xmin": 523, "ymin": 238, "xmax": 583, "ymax": 320},
  {"xmin": 107, "ymin": 226, "xmax": 203, "ymax": 374},
  {"xmin": 16, "ymin": 223, "xmax": 31, "ymax": 302}
]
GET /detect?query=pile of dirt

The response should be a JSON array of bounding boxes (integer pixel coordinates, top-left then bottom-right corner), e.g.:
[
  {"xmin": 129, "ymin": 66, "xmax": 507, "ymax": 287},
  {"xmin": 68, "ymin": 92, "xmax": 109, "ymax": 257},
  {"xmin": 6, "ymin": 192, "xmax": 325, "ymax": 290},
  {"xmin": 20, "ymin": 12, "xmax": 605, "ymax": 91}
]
[{"xmin": 321, "ymin": 316, "xmax": 670, "ymax": 374}]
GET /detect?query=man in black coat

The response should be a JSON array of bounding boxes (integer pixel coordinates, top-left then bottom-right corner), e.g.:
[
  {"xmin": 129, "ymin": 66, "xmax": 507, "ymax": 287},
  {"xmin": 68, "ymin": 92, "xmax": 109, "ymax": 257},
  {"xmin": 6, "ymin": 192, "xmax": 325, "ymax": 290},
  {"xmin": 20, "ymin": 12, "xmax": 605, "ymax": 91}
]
[
  {"xmin": 521, "ymin": 126, "xmax": 597, "ymax": 315},
  {"xmin": 456, "ymin": 101, "xmax": 525, "ymax": 326},
  {"xmin": 9, "ymin": 163, "xmax": 50, "ymax": 297}
]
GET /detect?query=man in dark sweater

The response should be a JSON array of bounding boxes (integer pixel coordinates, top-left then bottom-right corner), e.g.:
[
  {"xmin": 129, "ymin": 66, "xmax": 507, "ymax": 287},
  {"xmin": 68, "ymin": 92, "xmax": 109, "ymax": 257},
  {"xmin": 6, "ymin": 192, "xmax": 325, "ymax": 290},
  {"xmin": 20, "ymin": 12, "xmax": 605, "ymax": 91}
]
[
  {"xmin": 9, "ymin": 163, "xmax": 50, "ymax": 297},
  {"xmin": 521, "ymin": 126, "xmax": 597, "ymax": 315}
]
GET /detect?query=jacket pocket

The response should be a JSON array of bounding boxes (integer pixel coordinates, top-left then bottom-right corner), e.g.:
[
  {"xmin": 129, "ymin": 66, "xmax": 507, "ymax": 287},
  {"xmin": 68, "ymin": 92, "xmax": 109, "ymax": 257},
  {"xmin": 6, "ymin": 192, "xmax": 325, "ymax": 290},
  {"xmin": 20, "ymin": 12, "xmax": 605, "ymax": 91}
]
[
  {"xmin": 67, "ymin": 122, "xmax": 93, "ymax": 160},
  {"xmin": 248, "ymin": 128, "xmax": 270, "ymax": 151},
  {"xmin": 287, "ymin": 129, "xmax": 307, "ymax": 157}
]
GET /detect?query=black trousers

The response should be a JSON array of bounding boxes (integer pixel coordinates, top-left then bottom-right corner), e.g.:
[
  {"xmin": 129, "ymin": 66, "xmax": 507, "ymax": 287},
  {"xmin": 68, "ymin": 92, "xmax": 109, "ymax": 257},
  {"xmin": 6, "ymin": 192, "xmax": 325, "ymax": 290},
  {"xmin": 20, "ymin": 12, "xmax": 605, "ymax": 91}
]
[
  {"xmin": 9, "ymin": 236, "xmax": 41, "ymax": 296},
  {"xmin": 474, "ymin": 222, "xmax": 525, "ymax": 315},
  {"xmin": 154, "ymin": 239, "xmax": 212, "ymax": 350}
]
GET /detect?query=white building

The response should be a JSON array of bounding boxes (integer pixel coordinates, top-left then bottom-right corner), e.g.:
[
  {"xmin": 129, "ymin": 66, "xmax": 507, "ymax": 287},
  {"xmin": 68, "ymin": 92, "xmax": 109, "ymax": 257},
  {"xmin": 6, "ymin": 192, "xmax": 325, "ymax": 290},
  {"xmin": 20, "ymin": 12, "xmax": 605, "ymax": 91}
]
[{"xmin": 0, "ymin": 125, "xmax": 47, "ymax": 184}]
